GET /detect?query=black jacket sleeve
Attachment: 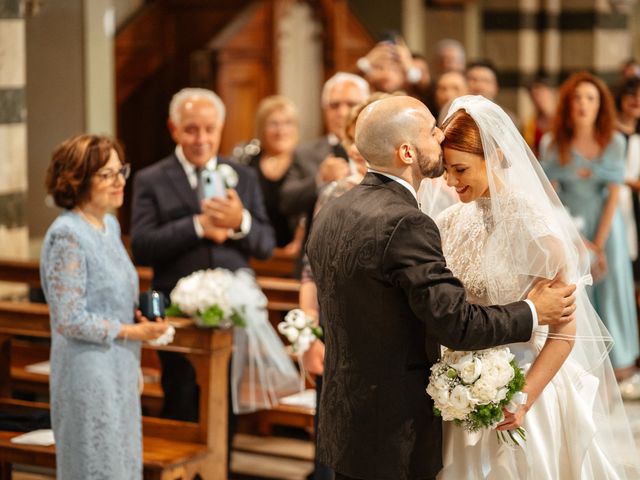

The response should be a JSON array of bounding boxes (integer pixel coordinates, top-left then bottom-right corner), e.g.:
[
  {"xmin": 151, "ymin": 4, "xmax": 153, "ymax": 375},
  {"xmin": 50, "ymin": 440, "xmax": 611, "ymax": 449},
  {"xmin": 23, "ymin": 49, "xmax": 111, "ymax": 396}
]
[{"xmin": 382, "ymin": 211, "xmax": 533, "ymax": 350}]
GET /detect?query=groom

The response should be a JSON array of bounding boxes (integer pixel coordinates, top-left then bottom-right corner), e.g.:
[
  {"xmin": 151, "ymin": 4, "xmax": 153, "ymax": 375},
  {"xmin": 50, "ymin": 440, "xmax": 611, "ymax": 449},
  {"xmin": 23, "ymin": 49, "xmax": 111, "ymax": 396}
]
[{"xmin": 306, "ymin": 96, "xmax": 577, "ymax": 480}]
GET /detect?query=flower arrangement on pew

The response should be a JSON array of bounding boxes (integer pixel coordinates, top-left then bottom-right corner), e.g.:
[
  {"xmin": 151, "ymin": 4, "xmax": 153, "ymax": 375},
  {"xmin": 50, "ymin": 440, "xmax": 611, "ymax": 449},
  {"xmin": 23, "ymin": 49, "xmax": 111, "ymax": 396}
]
[
  {"xmin": 426, "ymin": 347, "xmax": 527, "ymax": 445},
  {"xmin": 165, "ymin": 269, "xmax": 246, "ymax": 328},
  {"xmin": 278, "ymin": 308, "xmax": 323, "ymax": 354}
]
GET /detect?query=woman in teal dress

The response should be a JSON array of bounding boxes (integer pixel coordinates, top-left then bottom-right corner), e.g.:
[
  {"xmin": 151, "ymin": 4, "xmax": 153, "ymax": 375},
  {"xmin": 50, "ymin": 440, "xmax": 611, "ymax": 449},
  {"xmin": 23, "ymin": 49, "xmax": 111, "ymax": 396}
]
[{"xmin": 541, "ymin": 71, "xmax": 639, "ymax": 382}]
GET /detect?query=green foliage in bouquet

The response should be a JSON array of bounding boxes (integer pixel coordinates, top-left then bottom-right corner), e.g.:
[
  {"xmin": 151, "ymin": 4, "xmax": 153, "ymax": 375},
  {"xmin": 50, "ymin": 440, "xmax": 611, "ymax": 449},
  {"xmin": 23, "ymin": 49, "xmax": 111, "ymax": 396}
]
[{"xmin": 165, "ymin": 303, "xmax": 246, "ymax": 328}]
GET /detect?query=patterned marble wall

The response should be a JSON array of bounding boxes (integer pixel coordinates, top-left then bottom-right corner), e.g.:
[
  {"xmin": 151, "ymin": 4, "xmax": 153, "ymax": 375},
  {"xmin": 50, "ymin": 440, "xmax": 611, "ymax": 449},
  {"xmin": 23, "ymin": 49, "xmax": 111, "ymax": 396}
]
[
  {"xmin": 481, "ymin": 0, "xmax": 631, "ymax": 120},
  {"xmin": 0, "ymin": 0, "xmax": 29, "ymax": 297}
]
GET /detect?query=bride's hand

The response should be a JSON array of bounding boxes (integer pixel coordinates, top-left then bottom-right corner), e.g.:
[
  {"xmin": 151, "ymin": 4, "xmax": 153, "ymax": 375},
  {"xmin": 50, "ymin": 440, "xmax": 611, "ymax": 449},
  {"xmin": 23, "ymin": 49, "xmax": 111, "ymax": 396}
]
[{"xmin": 496, "ymin": 405, "xmax": 528, "ymax": 431}]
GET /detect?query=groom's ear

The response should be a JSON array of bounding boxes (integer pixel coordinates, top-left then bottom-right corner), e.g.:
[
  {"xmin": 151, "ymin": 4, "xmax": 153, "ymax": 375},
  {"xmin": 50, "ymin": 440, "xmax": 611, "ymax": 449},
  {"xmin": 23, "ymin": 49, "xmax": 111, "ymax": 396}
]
[{"xmin": 398, "ymin": 143, "xmax": 415, "ymax": 166}]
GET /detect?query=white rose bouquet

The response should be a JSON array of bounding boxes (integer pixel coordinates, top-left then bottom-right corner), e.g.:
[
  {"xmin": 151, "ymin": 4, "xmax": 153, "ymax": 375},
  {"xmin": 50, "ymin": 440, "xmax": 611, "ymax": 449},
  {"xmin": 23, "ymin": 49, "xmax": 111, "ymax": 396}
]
[
  {"xmin": 277, "ymin": 308, "xmax": 323, "ymax": 354},
  {"xmin": 426, "ymin": 347, "xmax": 527, "ymax": 445},
  {"xmin": 165, "ymin": 269, "xmax": 245, "ymax": 327}
]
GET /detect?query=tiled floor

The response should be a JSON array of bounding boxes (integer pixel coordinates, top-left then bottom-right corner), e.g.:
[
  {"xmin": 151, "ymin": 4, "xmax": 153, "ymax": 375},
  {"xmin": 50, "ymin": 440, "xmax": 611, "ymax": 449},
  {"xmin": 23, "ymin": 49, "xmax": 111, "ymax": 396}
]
[{"xmin": 12, "ymin": 399, "xmax": 640, "ymax": 480}]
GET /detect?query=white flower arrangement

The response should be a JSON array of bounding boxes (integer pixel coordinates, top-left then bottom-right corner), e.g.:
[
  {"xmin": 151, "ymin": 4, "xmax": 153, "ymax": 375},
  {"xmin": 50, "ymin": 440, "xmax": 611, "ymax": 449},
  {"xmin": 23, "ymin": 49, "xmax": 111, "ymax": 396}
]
[
  {"xmin": 166, "ymin": 269, "xmax": 245, "ymax": 328},
  {"xmin": 426, "ymin": 347, "xmax": 527, "ymax": 444},
  {"xmin": 277, "ymin": 309, "xmax": 323, "ymax": 354},
  {"xmin": 217, "ymin": 163, "xmax": 239, "ymax": 189}
]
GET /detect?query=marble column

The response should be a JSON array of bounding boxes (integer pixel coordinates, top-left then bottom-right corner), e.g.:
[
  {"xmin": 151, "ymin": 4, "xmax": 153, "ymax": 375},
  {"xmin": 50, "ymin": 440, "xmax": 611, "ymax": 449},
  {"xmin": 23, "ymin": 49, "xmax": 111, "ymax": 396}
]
[
  {"xmin": 481, "ymin": 0, "xmax": 630, "ymax": 119},
  {"xmin": 0, "ymin": 0, "xmax": 28, "ymax": 298},
  {"xmin": 558, "ymin": 0, "xmax": 630, "ymax": 84},
  {"xmin": 481, "ymin": 0, "xmax": 542, "ymax": 119}
]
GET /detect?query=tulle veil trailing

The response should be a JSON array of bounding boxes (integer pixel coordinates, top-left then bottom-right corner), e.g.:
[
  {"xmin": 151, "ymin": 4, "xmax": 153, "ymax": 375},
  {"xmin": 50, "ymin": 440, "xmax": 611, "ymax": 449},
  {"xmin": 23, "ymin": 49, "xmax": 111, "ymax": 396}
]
[
  {"xmin": 419, "ymin": 95, "xmax": 640, "ymax": 478},
  {"xmin": 228, "ymin": 270, "xmax": 302, "ymax": 414}
]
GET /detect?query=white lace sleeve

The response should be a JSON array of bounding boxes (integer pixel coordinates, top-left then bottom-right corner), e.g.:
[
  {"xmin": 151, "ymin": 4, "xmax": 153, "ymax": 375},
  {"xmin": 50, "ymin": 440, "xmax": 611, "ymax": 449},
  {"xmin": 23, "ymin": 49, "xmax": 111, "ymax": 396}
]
[{"xmin": 43, "ymin": 229, "xmax": 121, "ymax": 344}]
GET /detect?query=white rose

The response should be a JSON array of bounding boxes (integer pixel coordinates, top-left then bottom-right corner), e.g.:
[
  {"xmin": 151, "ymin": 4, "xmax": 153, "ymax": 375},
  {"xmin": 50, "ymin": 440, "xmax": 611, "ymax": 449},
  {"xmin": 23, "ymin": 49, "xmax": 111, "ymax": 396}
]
[
  {"xmin": 440, "ymin": 404, "xmax": 472, "ymax": 422},
  {"xmin": 277, "ymin": 321, "xmax": 289, "ymax": 335},
  {"xmin": 451, "ymin": 355, "xmax": 482, "ymax": 385},
  {"xmin": 450, "ymin": 384, "xmax": 473, "ymax": 411},
  {"xmin": 471, "ymin": 378, "xmax": 498, "ymax": 404},
  {"xmin": 296, "ymin": 331, "xmax": 314, "ymax": 353},
  {"xmin": 285, "ymin": 309, "xmax": 308, "ymax": 329},
  {"xmin": 284, "ymin": 326, "xmax": 299, "ymax": 343},
  {"xmin": 443, "ymin": 349, "xmax": 470, "ymax": 366},
  {"xmin": 427, "ymin": 382, "xmax": 450, "ymax": 407},
  {"xmin": 496, "ymin": 387, "xmax": 509, "ymax": 403},
  {"xmin": 481, "ymin": 357, "xmax": 515, "ymax": 388}
]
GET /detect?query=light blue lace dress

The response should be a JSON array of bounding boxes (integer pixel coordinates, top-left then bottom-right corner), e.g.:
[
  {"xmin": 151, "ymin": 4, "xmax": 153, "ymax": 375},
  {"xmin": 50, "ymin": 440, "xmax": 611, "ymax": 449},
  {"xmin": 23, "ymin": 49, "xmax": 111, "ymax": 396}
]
[{"xmin": 40, "ymin": 211, "xmax": 141, "ymax": 479}]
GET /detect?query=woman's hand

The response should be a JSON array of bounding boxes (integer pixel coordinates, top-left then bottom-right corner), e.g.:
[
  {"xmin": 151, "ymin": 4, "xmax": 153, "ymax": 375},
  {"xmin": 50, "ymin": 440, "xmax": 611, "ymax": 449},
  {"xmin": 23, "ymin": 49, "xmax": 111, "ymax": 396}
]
[
  {"xmin": 120, "ymin": 311, "xmax": 170, "ymax": 341},
  {"xmin": 496, "ymin": 404, "xmax": 528, "ymax": 431},
  {"xmin": 584, "ymin": 239, "xmax": 608, "ymax": 281}
]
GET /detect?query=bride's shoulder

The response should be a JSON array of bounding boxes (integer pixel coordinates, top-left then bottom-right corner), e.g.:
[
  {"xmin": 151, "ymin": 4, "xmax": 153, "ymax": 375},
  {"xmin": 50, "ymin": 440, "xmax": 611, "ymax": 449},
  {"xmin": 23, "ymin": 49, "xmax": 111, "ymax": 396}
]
[
  {"xmin": 434, "ymin": 202, "xmax": 464, "ymax": 232},
  {"xmin": 499, "ymin": 190, "xmax": 555, "ymax": 233}
]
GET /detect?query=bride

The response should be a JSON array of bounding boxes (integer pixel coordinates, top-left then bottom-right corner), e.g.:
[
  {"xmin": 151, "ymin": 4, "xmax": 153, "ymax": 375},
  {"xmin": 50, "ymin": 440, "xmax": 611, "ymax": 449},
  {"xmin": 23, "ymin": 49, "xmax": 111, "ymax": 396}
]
[{"xmin": 421, "ymin": 95, "xmax": 640, "ymax": 479}]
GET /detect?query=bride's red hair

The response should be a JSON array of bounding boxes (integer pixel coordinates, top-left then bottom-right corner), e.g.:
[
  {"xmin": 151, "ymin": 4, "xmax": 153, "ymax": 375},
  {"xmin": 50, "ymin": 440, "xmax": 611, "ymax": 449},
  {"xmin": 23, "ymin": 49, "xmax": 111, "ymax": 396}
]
[{"xmin": 441, "ymin": 109, "xmax": 484, "ymax": 156}]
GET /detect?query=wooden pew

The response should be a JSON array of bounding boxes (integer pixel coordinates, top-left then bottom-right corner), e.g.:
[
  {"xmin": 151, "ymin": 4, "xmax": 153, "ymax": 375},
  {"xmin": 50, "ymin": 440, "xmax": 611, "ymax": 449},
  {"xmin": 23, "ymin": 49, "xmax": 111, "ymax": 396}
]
[
  {"xmin": 0, "ymin": 302, "xmax": 233, "ymax": 479},
  {"xmin": 0, "ymin": 259, "xmax": 313, "ymax": 445},
  {"xmin": 0, "ymin": 258, "xmax": 300, "ymax": 325}
]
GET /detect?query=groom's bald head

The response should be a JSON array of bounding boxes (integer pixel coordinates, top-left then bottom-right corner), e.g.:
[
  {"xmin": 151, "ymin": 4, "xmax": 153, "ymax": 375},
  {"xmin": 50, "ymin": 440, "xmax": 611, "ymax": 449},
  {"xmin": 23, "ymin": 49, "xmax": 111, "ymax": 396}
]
[{"xmin": 355, "ymin": 96, "xmax": 434, "ymax": 168}]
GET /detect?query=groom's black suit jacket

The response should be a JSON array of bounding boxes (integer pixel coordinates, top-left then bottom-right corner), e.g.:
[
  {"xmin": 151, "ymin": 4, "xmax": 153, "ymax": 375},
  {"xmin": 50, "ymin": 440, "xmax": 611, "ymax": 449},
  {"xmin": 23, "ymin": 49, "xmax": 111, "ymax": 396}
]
[{"xmin": 307, "ymin": 173, "xmax": 533, "ymax": 480}]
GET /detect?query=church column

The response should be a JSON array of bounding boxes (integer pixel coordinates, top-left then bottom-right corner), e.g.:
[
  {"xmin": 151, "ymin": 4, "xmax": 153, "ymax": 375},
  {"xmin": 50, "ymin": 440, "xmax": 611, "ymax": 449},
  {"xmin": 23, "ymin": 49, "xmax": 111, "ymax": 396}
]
[
  {"xmin": 0, "ymin": 0, "xmax": 28, "ymax": 297},
  {"xmin": 481, "ymin": 0, "xmax": 540, "ymax": 120},
  {"xmin": 558, "ymin": 0, "xmax": 630, "ymax": 85}
]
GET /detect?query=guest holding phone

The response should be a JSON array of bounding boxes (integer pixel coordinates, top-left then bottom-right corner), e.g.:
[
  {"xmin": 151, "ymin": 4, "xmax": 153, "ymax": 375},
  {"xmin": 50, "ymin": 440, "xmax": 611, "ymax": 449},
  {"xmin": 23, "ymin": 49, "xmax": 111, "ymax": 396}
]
[
  {"xmin": 130, "ymin": 88, "xmax": 275, "ymax": 468},
  {"xmin": 40, "ymin": 134, "xmax": 170, "ymax": 479}
]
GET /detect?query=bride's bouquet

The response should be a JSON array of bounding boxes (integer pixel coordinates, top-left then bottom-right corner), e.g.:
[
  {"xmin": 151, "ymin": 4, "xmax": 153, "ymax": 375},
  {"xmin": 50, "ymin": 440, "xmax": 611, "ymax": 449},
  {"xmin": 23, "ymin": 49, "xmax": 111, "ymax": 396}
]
[
  {"xmin": 165, "ymin": 269, "xmax": 246, "ymax": 327},
  {"xmin": 426, "ymin": 347, "xmax": 527, "ymax": 444}
]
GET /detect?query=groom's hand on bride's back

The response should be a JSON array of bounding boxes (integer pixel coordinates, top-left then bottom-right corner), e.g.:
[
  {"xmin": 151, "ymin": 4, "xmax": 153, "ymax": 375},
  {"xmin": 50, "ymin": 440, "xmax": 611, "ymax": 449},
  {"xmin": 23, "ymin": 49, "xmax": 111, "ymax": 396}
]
[{"xmin": 526, "ymin": 280, "xmax": 577, "ymax": 326}]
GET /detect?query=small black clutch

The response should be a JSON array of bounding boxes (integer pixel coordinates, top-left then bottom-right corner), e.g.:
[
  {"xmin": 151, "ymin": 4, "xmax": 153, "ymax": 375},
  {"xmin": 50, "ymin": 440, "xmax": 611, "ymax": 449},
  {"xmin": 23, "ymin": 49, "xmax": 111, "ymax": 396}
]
[{"xmin": 139, "ymin": 290, "xmax": 166, "ymax": 321}]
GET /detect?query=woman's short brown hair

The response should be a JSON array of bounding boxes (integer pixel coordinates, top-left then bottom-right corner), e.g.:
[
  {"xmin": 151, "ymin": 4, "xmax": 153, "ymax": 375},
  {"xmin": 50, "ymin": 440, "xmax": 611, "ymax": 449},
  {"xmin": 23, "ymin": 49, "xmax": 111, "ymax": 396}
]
[
  {"xmin": 45, "ymin": 134, "xmax": 124, "ymax": 209},
  {"xmin": 441, "ymin": 109, "xmax": 484, "ymax": 156}
]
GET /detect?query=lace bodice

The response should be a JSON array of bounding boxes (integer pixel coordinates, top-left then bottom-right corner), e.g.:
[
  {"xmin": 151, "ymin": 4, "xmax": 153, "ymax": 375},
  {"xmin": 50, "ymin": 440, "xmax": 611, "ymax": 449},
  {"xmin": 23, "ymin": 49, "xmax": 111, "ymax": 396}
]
[{"xmin": 436, "ymin": 191, "xmax": 554, "ymax": 306}]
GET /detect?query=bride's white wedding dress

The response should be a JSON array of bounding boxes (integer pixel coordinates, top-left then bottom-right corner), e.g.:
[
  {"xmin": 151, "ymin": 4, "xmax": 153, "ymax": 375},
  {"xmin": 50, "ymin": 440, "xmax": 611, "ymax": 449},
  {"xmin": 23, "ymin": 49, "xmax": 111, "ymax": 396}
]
[
  {"xmin": 436, "ymin": 192, "xmax": 615, "ymax": 479},
  {"xmin": 421, "ymin": 95, "xmax": 640, "ymax": 480}
]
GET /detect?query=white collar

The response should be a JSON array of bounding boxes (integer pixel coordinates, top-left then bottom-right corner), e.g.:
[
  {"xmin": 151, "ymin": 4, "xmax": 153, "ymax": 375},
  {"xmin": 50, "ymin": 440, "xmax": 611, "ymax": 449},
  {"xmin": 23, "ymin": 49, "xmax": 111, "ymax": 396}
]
[
  {"xmin": 175, "ymin": 145, "xmax": 217, "ymax": 172},
  {"xmin": 368, "ymin": 168, "xmax": 418, "ymax": 202}
]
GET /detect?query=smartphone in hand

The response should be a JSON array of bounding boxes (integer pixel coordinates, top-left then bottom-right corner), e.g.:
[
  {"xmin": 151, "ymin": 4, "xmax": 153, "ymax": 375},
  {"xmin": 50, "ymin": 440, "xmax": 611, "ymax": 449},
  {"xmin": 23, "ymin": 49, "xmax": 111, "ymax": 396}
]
[{"xmin": 201, "ymin": 170, "xmax": 226, "ymax": 199}]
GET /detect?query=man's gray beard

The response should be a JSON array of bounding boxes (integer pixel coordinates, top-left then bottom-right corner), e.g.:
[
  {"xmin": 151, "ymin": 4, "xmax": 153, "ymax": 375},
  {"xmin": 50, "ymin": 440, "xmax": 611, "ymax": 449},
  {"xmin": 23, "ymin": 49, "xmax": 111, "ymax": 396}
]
[{"xmin": 421, "ymin": 152, "xmax": 445, "ymax": 179}]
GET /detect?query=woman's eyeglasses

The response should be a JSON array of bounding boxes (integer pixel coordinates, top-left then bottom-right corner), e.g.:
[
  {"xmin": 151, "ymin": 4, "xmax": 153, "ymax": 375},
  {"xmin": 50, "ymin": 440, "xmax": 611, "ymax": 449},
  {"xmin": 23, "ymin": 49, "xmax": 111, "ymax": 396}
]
[{"xmin": 95, "ymin": 163, "xmax": 131, "ymax": 183}]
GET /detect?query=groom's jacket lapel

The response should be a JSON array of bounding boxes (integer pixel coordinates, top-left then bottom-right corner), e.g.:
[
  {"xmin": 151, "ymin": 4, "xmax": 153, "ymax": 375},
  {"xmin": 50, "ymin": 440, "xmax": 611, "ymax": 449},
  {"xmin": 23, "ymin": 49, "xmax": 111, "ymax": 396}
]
[{"xmin": 361, "ymin": 172, "xmax": 419, "ymax": 209}]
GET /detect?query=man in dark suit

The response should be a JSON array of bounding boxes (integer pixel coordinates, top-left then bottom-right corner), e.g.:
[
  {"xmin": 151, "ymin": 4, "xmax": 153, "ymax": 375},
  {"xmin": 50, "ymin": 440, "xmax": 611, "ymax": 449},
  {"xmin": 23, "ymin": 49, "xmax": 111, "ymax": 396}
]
[
  {"xmin": 306, "ymin": 96, "xmax": 576, "ymax": 480},
  {"xmin": 130, "ymin": 88, "xmax": 275, "ymax": 428}
]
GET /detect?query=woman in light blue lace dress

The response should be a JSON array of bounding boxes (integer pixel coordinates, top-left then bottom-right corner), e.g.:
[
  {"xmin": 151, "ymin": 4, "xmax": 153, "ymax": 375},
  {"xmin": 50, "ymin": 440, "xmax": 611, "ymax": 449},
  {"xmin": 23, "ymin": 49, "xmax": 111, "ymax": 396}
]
[
  {"xmin": 41, "ymin": 135, "xmax": 169, "ymax": 479},
  {"xmin": 541, "ymin": 72, "xmax": 639, "ymax": 381}
]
